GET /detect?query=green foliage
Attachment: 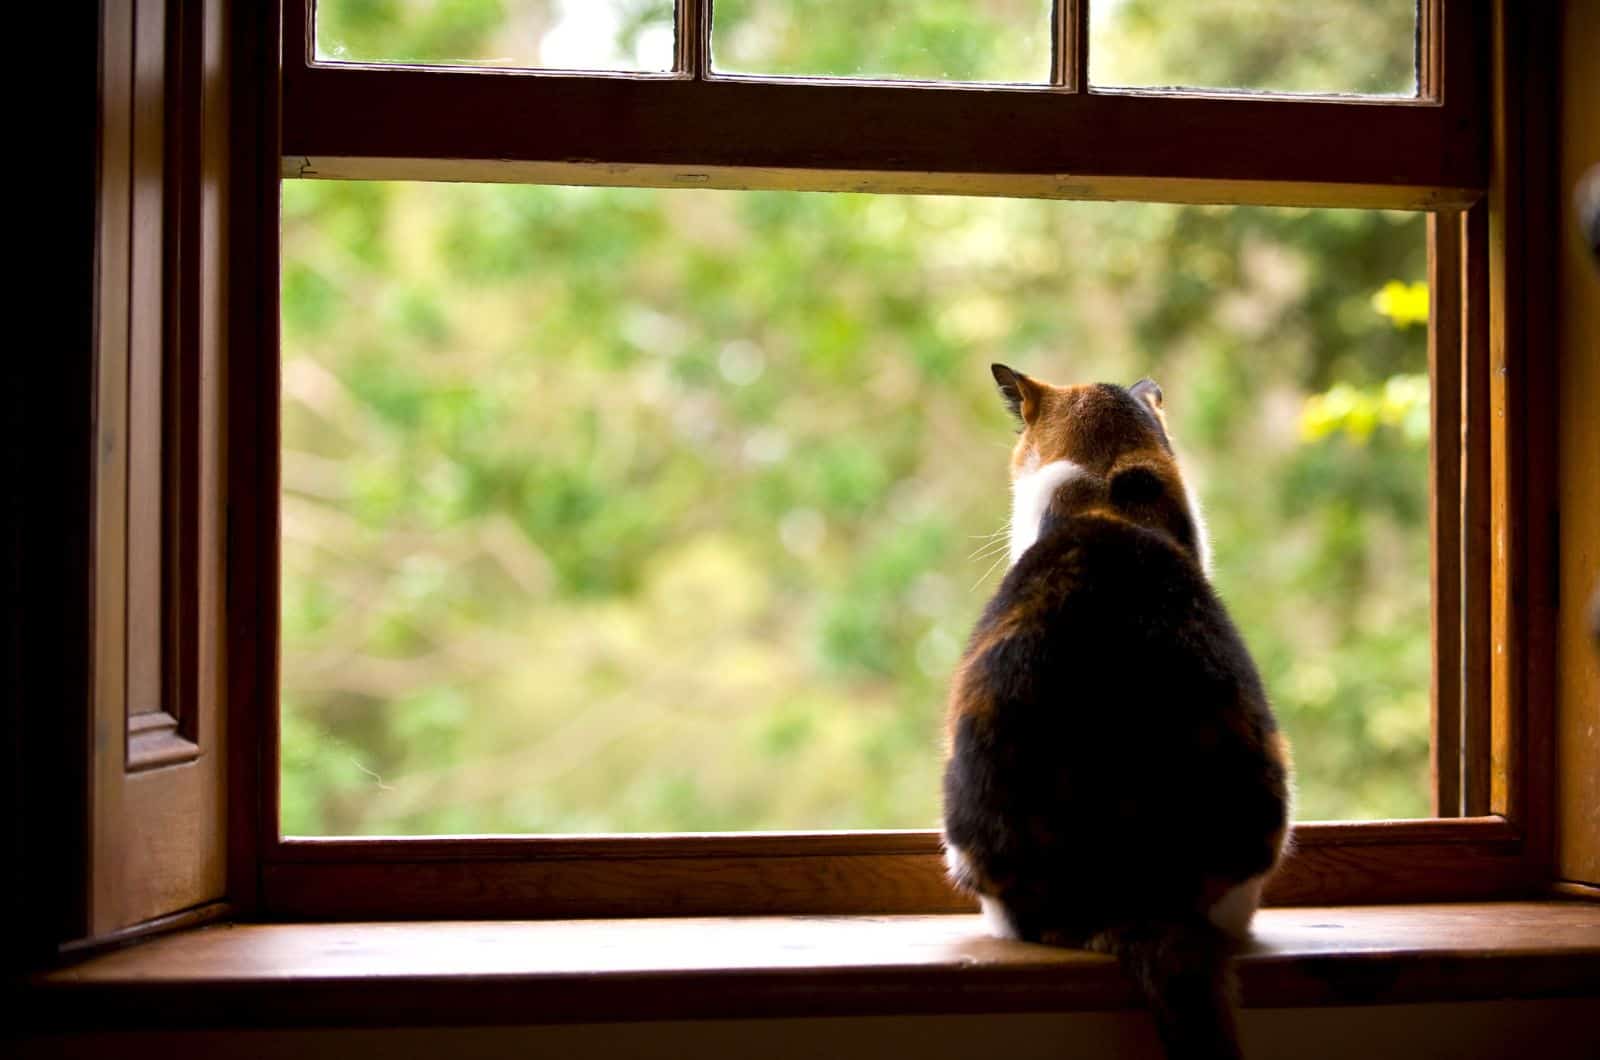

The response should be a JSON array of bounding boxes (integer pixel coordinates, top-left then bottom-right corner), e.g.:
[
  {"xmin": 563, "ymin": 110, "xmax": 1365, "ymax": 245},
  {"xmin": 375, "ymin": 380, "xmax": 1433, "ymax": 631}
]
[
  {"xmin": 1094, "ymin": 0, "xmax": 1417, "ymax": 96},
  {"xmin": 281, "ymin": 3, "xmax": 1436, "ymax": 835},
  {"xmin": 714, "ymin": 0, "xmax": 1051, "ymax": 82},
  {"xmin": 317, "ymin": 0, "xmax": 674, "ymax": 70}
]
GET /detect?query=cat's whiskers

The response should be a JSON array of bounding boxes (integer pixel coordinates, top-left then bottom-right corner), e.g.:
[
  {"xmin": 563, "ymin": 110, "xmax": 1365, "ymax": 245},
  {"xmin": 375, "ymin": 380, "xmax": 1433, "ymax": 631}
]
[
  {"xmin": 971, "ymin": 549, "xmax": 1011, "ymax": 592},
  {"xmin": 967, "ymin": 524, "xmax": 1011, "ymax": 560},
  {"xmin": 968, "ymin": 537, "xmax": 1011, "ymax": 561}
]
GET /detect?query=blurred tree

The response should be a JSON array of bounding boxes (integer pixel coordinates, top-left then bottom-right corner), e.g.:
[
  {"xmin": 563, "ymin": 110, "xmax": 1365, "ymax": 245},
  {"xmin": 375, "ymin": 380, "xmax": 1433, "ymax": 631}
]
[{"xmin": 283, "ymin": 1, "xmax": 1433, "ymax": 835}]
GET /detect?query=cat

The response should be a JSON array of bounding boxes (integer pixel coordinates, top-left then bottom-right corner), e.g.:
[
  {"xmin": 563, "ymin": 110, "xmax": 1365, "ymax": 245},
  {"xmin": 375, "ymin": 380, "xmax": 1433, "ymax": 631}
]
[{"xmin": 942, "ymin": 365, "xmax": 1292, "ymax": 1060}]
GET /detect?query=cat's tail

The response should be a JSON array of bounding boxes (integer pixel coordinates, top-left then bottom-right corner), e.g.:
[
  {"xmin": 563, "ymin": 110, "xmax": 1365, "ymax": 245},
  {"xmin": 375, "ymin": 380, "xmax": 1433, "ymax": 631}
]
[{"xmin": 1098, "ymin": 918, "xmax": 1243, "ymax": 1060}]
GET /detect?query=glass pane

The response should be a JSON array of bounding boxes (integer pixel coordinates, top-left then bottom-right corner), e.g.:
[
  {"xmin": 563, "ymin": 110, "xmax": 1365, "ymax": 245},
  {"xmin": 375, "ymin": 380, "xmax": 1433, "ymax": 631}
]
[
  {"xmin": 315, "ymin": 0, "xmax": 675, "ymax": 72},
  {"xmin": 1091, "ymin": 0, "xmax": 1419, "ymax": 97},
  {"xmin": 282, "ymin": 183, "xmax": 1431, "ymax": 836},
  {"xmin": 712, "ymin": 0, "xmax": 1053, "ymax": 83}
]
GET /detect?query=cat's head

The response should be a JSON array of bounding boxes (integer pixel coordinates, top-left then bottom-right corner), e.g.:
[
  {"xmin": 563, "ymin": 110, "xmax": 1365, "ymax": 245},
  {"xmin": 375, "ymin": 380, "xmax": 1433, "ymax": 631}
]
[{"xmin": 990, "ymin": 363, "xmax": 1209, "ymax": 572}]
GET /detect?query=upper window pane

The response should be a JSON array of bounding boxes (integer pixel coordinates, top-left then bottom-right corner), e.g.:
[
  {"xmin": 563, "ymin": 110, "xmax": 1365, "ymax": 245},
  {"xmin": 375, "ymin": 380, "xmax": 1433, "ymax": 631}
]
[
  {"xmin": 1091, "ymin": 0, "xmax": 1419, "ymax": 97},
  {"xmin": 712, "ymin": 0, "xmax": 1053, "ymax": 84},
  {"xmin": 315, "ymin": 0, "xmax": 675, "ymax": 72}
]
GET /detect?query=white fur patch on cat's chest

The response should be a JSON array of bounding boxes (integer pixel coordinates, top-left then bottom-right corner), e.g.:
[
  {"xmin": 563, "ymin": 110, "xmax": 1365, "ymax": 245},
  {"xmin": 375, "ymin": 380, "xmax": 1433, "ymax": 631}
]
[{"xmin": 1009, "ymin": 459, "xmax": 1086, "ymax": 566}]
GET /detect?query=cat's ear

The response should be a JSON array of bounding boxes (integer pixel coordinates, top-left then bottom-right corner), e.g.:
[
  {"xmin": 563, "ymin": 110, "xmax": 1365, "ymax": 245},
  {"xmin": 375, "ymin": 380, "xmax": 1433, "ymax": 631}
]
[
  {"xmin": 1130, "ymin": 377, "xmax": 1164, "ymax": 412},
  {"xmin": 992, "ymin": 363, "xmax": 1042, "ymax": 425}
]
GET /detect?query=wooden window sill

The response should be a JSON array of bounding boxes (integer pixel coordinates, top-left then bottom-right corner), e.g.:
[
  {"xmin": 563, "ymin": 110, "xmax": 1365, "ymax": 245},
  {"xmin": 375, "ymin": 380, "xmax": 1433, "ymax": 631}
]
[{"xmin": 19, "ymin": 902, "xmax": 1599, "ymax": 1031}]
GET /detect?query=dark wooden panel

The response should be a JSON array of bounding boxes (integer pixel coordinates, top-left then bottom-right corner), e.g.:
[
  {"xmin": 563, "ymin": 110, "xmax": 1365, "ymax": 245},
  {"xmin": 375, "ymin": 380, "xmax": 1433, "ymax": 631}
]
[{"xmin": 86, "ymin": 0, "xmax": 231, "ymax": 940}]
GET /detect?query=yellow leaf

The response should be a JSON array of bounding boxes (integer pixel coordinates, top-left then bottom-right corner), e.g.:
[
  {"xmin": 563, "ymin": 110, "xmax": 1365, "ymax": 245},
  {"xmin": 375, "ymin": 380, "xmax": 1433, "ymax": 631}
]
[{"xmin": 1371, "ymin": 280, "xmax": 1429, "ymax": 328}]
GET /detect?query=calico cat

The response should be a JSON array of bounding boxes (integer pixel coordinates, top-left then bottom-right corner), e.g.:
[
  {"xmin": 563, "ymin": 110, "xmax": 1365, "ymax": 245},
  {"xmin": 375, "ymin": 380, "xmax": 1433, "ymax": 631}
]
[{"xmin": 942, "ymin": 365, "xmax": 1292, "ymax": 1060}]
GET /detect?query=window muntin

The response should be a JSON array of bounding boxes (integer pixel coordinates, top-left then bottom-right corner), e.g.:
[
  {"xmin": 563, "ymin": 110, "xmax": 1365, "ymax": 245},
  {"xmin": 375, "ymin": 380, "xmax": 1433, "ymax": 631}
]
[{"xmin": 281, "ymin": 181, "xmax": 1431, "ymax": 835}]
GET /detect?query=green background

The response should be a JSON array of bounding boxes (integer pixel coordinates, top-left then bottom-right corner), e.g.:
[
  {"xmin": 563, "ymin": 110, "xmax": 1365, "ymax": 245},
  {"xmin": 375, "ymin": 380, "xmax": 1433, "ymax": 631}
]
[{"xmin": 283, "ymin": 0, "xmax": 1430, "ymax": 834}]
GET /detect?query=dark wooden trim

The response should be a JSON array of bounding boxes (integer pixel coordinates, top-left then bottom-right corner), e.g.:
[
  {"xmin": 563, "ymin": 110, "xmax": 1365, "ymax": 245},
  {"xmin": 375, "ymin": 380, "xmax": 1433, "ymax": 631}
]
[
  {"xmin": 1435, "ymin": 199, "xmax": 1496, "ymax": 820},
  {"xmin": 263, "ymin": 853, "xmax": 970, "ymax": 921},
  {"xmin": 1553, "ymin": 0, "xmax": 1600, "ymax": 889},
  {"xmin": 1460, "ymin": 202, "xmax": 1493, "ymax": 817},
  {"xmin": 257, "ymin": 820, "xmax": 1531, "ymax": 919},
  {"xmin": 126, "ymin": 0, "xmax": 167, "ymax": 730},
  {"xmin": 1053, "ymin": 0, "xmax": 1087, "ymax": 91},
  {"xmin": 1419, "ymin": 0, "xmax": 1441, "ymax": 102},
  {"xmin": 1429, "ymin": 212, "xmax": 1465, "ymax": 817},
  {"xmin": 678, "ymin": 0, "xmax": 708, "ymax": 79},
  {"xmin": 268, "ymin": 817, "xmax": 1513, "ymax": 865},
  {"xmin": 274, "ymin": 831, "xmax": 943, "ymax": 862},
  {"xmin": 53, "ymin": 901, "xmax": 231, "ymax": 965},
  {"xmin": 1486, "ymin": 0, "xmax": 1558, "ymax": 883},
  {"xmin": 1551, "ymin": 882, "xmax": 1600, "ymax": 902},
  {"xmin": 280, "ymin": 69, "xmax": 1482, "ymax": 207},
  {"xmin": 283, "ymin": 155, "xmax": 1476, "ymax": 212},
  {"xmin": 223, "ymin": 0, "xmax": 283, "ymax": 920},
  {"xmin": 22, "ymin": 904, "xmax": 1600, "ymax": 1031}
]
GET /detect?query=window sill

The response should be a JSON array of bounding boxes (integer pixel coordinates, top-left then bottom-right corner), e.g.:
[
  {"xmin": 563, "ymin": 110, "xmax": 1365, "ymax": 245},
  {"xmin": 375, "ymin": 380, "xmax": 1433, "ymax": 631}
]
[{"xmin": 20, "ymin": 901, "xmax": 1599, "ymax": 1031}]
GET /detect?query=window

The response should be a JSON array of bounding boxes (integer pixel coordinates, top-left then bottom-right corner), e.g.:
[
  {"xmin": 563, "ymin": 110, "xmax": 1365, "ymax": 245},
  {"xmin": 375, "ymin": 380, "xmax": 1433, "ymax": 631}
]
[
  {"xmin": 234, "ymin": 0, "xmax": 1555, "ymax": 921},
  {"xmin": 54, "ymin": 1, "xmax": 1569, "ymax": 943}
]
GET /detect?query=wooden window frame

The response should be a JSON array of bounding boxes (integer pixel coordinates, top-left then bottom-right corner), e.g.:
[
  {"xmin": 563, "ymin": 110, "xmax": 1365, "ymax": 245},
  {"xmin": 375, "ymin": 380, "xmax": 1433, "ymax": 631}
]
[{"xmin": 202, "ymin": 0, "xmax": 1561, "ymax": 922}]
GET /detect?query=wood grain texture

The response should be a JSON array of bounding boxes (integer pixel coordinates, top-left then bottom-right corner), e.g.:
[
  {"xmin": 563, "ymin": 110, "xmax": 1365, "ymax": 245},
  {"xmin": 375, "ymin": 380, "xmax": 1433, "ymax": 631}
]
[
  {"xmin": 1428, "ymin": 212, "xmax": 1464, "ymax": 817},
  {"xmin": 675, "ymin": 0, "xmax": 707, "ymax": 79},
  {"xmin": 127, "ymin": 0, "xmax": 167, "ymax": 728},
  {"xmin": 1461, "ymin": 202, "xmax": 1493, "ymax": 818},
  {"xmin": 223, "ymin": 0, "xmax": 283, "ymax": 923},
  {"xmin": 283, "ymin": 155, "xmax": 1475, "ymax": 211},
  {"xmin": 87, "ymin": 0, "xmax": 230, "ymax": 940},
  {"xmin": 1554, "ymin": 0, "xmax": 1600, "ymax": 887},
  {"xmin": 1054, "ymin": 0, "xmax": 1087, "ymax": 91},
  {"xmin": 263, "ymin": 853, "xmax": 973, "ymax": 920},
  {"xmin": 259, "ymin": 820, "xmax": 1532, "ymax": 919},
  {"xmin": 278, "ymin": 2, "xmax": 1487, "ymax": 207},
  {"xmin": 1551, "ymin": 882, "xmax": 1600, "ymax": 902},
  {"xmin": 19, "ymin": 903, "xmax": 1600, "ymax": 1031},
  {"xmin": 91, "ymin": 0, "xmax": 139, "ymax": 937},
  {"xmin": 1485, "ymin": 0, "xmax": 1559, "ymax": 878}
]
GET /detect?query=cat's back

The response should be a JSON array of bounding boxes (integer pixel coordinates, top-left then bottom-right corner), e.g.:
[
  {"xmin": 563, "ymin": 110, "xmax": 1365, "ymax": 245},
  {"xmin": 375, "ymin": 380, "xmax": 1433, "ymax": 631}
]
[
  {"xmin": 967, "ymin": 510, "xmax": 1259, "ymax": 716},
  {"xmin": 944, "ymin": 509, "xmax": 1286, "ymax": 922}
]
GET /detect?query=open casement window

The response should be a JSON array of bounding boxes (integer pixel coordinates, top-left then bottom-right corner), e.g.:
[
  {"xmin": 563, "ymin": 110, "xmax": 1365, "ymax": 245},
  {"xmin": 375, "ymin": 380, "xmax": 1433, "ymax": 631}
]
[
  {"xmin": 78, "ymin": 0, "xmax": 231, "ymax": 942},
  {"xmin": 213, "ymin": 0, "xmax": 1566, "ymax": 922},
  {"xmin": 71, "ymin": 0, "xmax": 1577, "ymax": 945}
]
